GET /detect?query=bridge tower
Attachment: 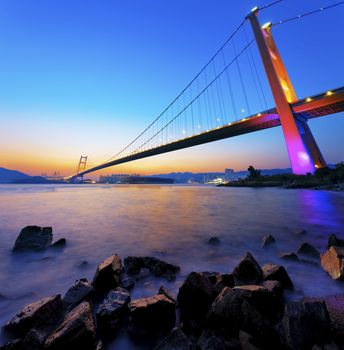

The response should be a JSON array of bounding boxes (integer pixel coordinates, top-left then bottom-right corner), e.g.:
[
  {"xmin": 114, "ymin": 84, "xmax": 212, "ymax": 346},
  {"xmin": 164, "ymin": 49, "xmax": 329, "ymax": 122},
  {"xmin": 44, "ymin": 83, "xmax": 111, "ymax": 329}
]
[
  {"xmin": 247, "ymin": 8, "xmax": 326, "ymax": 175},
  {"xmin": 75, "ymin": 155, "xmax": 88, "ymax": 182}
]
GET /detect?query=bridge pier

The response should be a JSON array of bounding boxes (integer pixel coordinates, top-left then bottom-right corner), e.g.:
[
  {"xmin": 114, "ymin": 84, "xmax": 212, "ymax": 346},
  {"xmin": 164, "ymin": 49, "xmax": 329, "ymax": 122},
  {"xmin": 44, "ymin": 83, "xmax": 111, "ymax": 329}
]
[{"xmin": 247, "ymin": 8, "xmax": 326, "ymax": 174}]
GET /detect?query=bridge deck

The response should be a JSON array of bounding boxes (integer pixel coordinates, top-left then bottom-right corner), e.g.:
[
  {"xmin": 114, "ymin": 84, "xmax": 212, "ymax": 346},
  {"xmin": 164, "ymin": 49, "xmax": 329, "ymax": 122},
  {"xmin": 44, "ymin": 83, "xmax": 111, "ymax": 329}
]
[{"xmin": 66, "ymin": 86, "xmax": 344, "ymax": 179}]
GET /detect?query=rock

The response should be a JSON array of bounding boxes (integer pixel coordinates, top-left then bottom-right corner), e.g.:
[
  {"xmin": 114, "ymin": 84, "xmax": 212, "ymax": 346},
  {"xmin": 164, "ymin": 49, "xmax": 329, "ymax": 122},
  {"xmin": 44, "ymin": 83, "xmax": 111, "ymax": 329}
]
[
  {"xmin": 177, "ymin": 272, "xmax": 215, "ymax": 320},
  {"xmin": 50, "ymin": 238, "xmax": 66, "ymax": 248},
  {"xmin": 6, "ymin": 294, "xmax": 62, "ymax": 335},
  {"xmin": 21, "ymin": 328, "xmax": 47, "ymax": 350},
  {"xmin": 239, "ymin": 330, "xmax": 260, "ymax": 350},
  {"xmin": 328, "ymin": 234, "xmax": 344, "ymax": 248},
  {"xmin": 78, "ymin": 261, "xmax": 89, "ymax": 268},
  {"xmin": 13, "ymin": 226, "xmax": 53, "ymax": 251},
  {"xmin": 262, "ymin": 263, "xmax": 294, "ymax": 289},
  {"xmin": 208, "ymin": 287, "xmax": 280, "ymax": 346},
  {"xmin": 0, "ymin": 293, "xmax": 8, "ymax": 301},
  {"xmin": 279, "ymin": 252, "xmax": 299, "ymax": 261},
  {"xmin": 0, "ymin": 339, "xmax": 22, "ymax": 350},
  {"xmin": 44, "ymin": 301, "xmax": 96, "ymax": 350},
  {"xmin": 213, "ymin": 274, "xmax": 235, "ymax": 294},
  {"xmin": 158, "ymin": 286, "xmax": 176, "ymax": 304},
  {"xmin": 92, "ymin": 254, "xmax": 122, "ymax": 291},
  {"xmin": 279, "ymin": 300, "xmax": 331, "ymax": 349},
  {"xmin": 120, "ymin": 277, "xmax": 135, "ymax": 290},
  {"xmin": 312, "ymin": 343, "xmax": 340, "ymax": 350},
  {"xmin": 62, "ymin": 279, "xmax": 94, "ymax": 311},
  {"xmin": 297, "ymin": 242, "xmax": 320, "ymax": 258},
  {"xmin": 233, "ymin": 284, "xmax": 284, "ymax": 323},
  {"xmin": 96, "ymin": 287, "xmax": 130, "ymax": 329},
  {"xmin": 232, "ymin": 252, "xmax": 263, "ymax": 284},
  {"xmin": 197, "ymin": 329, "xmax": 226, "ymax": 350},
  {"xmin": 296, "ymin": 229, "xmax": 307, "ymax": 235},
  {"xmin": 261, "ymin": 234, "xmax": 276, "ymax": 248},
  {"xmin": 124, "ymin": 256, "xmax": 180, "ymax": 279},
  {"xmin": 128, "ymin": 294, "xmax": 176, "ymax": 334},
  {"xmin": 321, "ymin": 246, "xmax": 344, "ymax": 280},
  {"xmin": 96, "ymin": 340, "xmax": 104, "ymax": 350},
  {"xmin": 154, "ymin": 327, "xmax": 192, "ymax": 350},
  {"xmin": 207, "ymin": 237, "xmax": 221, "ymax": 245},
  {"xmin": 262, "ymin": 280, "xmax": 283, "ymax": 297}
]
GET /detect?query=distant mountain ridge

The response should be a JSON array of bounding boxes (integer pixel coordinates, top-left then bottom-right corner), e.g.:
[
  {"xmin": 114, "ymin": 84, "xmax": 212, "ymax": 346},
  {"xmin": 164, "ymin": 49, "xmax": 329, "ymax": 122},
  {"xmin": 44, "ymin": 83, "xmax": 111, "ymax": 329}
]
[{"xmin": 0, "ymin": 167, "xmax": 31, "ymax": 183}]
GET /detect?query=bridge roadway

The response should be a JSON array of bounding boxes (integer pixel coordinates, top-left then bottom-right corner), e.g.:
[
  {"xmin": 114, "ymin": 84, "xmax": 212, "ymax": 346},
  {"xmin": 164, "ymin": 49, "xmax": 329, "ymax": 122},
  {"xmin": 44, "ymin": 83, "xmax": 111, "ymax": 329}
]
[{"xmin": 66, "ymin": 86, "xmax": 344, "ymax": 180}]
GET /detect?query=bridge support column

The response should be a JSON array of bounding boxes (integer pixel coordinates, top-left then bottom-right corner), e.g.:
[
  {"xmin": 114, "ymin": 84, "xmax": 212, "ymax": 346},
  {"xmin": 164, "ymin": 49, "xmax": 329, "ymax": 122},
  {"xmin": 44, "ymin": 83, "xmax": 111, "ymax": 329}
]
[{"xmin": 247, "ymin": 8, "xmax": 326, "ymax": 174}]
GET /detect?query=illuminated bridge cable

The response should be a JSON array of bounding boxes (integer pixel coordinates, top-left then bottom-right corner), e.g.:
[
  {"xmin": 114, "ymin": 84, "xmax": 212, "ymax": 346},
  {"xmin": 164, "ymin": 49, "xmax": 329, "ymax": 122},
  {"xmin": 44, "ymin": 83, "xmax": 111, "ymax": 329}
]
[
  {"xmin": 260, "ymin": 0, "xmax": 284, "ymax": 11},
  {"xmin": 272, "ymin": 1, "xmax": 344, "ymax": 26},
  {"xmin": 132, "ymin": 40, "xmax": 254, "ymax": 153},
  {"xmin": 97, "ymin": 18, "xmax": 247, "ymax": 165},
  {"xmin": 221, "ymin": 50, "xmax": 237, "ymax": 119}
]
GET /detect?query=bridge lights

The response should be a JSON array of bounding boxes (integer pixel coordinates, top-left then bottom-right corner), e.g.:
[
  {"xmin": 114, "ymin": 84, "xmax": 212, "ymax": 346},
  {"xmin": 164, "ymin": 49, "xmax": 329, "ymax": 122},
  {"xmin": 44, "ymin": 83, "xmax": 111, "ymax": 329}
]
[
  {"xmin": 251, "ymin": 6, "xmax": 258, "ymax": 13},
  {"xmin": 262, "ymin": 22, "xmax": 272, "ymax": 29},
  {"xmin": 306, "ymin": 97, "xmax": 312, "ymax": 102},
  {"xmin": 326, "ymin": 90, "xmax": 333, "ymax": 96}
]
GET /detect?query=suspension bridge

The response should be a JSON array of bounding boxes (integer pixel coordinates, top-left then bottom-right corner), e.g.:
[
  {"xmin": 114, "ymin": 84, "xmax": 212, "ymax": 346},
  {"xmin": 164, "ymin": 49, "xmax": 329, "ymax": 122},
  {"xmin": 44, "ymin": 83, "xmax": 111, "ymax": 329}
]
[{"xmin": 66, "ymin": 2, "xmax": 344, "ymax": 181}]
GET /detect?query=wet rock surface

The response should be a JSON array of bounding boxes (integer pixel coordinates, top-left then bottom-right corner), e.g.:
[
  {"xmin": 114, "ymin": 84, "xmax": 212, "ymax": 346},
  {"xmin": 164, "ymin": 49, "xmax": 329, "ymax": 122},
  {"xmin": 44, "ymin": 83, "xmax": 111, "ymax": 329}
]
[
  {"xmin": 154, "ymin": 327, "xmax": 191, "ymax": 350},
  {"xmin": 262, "ymin": 263, "xmax": 294, "ymax": 289},
  {"xmin": 5, "ymin": 295, "xmax": 62, "ymax": 335},
  {"xmin": 96, "ymin": 287, "xmax": 130, "ymax": 329},
  {"xmin": 50, "ymin": 238, "xmax": 67, "ymax": 248},
  {"xmin": 261, "ymin": 234, "xmax": 276, "ymax": 248},
  {"xmin": 297, "ymin": 242, "xmax": 320, "ymax": 258},
  {"xmin": 232, "ymin": 252, "xmax": 263, "ymax": 284},
  {"xmin": 124, "ymin": 256, "xmax": 180, "ymax": 280},
  {"xmin": 44, "ymin": 301, "xmax": 96, "ymax": 350},
  {"xmin": 62, "ymin": 279, "xmax": 94, "ymax": 311},
  {"xmin": 321, "ymin": 246, "xmax": 344, "ymax": 280},
  {"xmin": 92, "ymin": 254, "xmax": 122, "ymax": 291},
  {"xmin": 13, "ymin": 226, "xmax": 53, "ymax": 251},
  {"xmin": 207, "ymin": 236, "xmax": 221, "ymax": 245},
  {"xmin": 328, "ymin": 234, "xmax": 344, "ymax": 249}
]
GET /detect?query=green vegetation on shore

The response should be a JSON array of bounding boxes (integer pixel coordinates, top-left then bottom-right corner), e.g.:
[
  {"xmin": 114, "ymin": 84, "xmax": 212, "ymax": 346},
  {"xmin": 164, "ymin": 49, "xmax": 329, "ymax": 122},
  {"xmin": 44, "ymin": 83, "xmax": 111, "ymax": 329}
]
[{"xmin": 221, "ymin": 163, "xmax": 344, "ymax": 190}]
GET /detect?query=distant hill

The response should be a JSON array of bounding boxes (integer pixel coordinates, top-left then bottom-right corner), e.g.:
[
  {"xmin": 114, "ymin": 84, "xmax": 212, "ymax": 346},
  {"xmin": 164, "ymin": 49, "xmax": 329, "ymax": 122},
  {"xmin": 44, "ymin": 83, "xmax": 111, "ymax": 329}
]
[{"xmin": 0, "ymin": 167, "xmax": 31, "ymax": 183}]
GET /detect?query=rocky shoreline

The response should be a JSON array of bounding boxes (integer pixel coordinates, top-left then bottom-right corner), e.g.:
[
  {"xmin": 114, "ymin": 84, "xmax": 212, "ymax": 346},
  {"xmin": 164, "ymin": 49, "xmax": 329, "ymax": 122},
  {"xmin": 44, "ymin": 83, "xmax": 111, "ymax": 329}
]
[{"xmin": 1, "ymin": 227, "xmax": 344, "ymax": 349}]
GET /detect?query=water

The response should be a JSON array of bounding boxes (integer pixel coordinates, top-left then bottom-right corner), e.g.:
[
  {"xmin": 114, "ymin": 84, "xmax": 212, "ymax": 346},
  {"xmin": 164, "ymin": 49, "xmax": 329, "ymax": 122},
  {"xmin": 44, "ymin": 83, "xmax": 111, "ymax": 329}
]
[{"xmin": 0, "ymin": 184, "xmax": 344, "ymax": 348}]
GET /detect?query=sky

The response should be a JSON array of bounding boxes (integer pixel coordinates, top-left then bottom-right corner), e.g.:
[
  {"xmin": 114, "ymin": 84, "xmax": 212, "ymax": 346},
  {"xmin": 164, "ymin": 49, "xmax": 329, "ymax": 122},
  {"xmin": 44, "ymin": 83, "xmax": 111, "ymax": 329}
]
[{"xmin": 0, "ymin": 0, "xmax": 343, "ymax": 177}]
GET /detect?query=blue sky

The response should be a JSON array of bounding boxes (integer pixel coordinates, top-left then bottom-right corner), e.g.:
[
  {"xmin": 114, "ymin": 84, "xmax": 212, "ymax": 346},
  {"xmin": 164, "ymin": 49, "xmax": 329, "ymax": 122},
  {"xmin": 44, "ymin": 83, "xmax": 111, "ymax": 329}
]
[{"xmin": 0, "ymin": 0, "xmax": 343, "ymax": 176}]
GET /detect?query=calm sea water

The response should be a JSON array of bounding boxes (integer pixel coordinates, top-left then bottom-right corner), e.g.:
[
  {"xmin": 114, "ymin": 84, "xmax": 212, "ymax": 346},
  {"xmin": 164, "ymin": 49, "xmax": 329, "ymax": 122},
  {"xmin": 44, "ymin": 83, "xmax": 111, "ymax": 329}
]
[{"xmin": 0, "ymin": 184, "xmax": 344, "ymax": 348}]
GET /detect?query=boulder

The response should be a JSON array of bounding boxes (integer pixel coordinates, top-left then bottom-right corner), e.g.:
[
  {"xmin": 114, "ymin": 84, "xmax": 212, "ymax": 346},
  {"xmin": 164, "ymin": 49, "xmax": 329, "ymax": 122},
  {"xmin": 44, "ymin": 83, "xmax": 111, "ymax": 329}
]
[
  {"xmin": 197, "ymin": 329, "xmax": 226, "ymax": 350},
  {"xmin": 320, "ymin": 246, "xmax": 344, "ymax": 280},
  {"xmin": 262, "ymin": 263, "xmax": 293, "ymax": 289},
  {"xmin": 262, "ymin": 280, "xmax": 283, "ymax": 297},
  {"xmin": 279, "ymin": 300, "xmax": 331, "ymax": 349},
  {"xmin": 0, "ymin": 339, "xmax": 22, "ymax": 350},
  {"xmin": 128, "ymin": 294, "xmax": 176, "ymax": 334},
  {"xmin": 44, "ymin": 301, "xmax": 96, "ymax": 350},
  {"xmin": 120, "ymin": 277, "xmax": 135, "ymax": 290},
  {"xmin": 13, "ymin": 226, "xmax": 53, "ymax": 251},
  {"xmin": 92, "ymin": 254, "xmax": 122, "ymax": 291},
  {"xmin": 154, "ymin": 327, "xmax": 192, "ymax": 350},
  {"xmin": 207, "ymin": 237, "xmax": 221, "ymax": 245},
  {"xmin": 296, "ymin": 229, "xmax": 307, "ymax": 235},
  {"xmin": 96, "ymin": 287, "xmax": 130, "ymax": 329},
  {"xmin": 62, "ymin": 279, "xmax": 94, "ymax": 311},
  {"xmin": 212, "ymin": 274, "xmax": 234, "ymax": 295},
  {"xmin": 261, "ymin": 234, "xmax": 276, "ymax": 248},
  {"xmin": 312, "ymin": 343, "xmax": 339, "ymax": 350},
  {"xmin": 232, "ymin": 252, "xmax": 263, "ymax": 284},
  {"xmin": 279, "ymin": 252, "xmax": 299, "ymax": 261},
  {"xmin": 124, "ymin": 256, "xmax": 180, "ymax": 279},
  {"xmin": 321, "ymin": 295, "xmax": 344, "ymax": 343},
  {"xmin": 177, "ymin": 272, "xmax": 215, "ymax": 320},
  {"xmin": 6, "ymin": 295, "xmax": 62, "ymax": 335},
  {"xmin": 328, "ymin": 234, "xmax": 344, "ymax": 248},
  {"xmin": 297, "ymin": 242, "xmax": 320, "ymax": 259},
  {"xmin": 50, "ymin": 238, "xmax": 66, "ymax": 248},
  {"xmin": 21, "ymin": 328, "xmax": 47, "ymax": 350},
  {"xmin": 208, "ymin": 287, "xmax": 280, "ymax": 346}
]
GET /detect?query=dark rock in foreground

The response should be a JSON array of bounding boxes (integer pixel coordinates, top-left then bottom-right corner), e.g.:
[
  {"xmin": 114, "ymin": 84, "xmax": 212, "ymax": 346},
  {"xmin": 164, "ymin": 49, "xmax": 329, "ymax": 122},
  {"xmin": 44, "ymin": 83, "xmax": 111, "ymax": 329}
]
[
  {"xmin": 321, "ymin": 246, "xmax": 344, "ymax": 280},
  {"xmin": 44, "ymin": 301, "xmax": 96, "ymax": 350},
  {"xmin": 297, "ymin": 242, "xmax": 320, "ymax": 259},
  {"xmin": 232, "ymin": 252, "xmax": 263, "ymax": 284},
  {"xmin": 128, "ymin": 294, "xmax": 176, "ymax": 335},
  {"xmin": 13, "ymin": 226, "xmax": 53, "ymax": 251},
  {"xmin": 279, "ymin": 252, "xmax": 299, "ymax": 261},
  {"xmin": 154, "ymin": 327, "xmax": 191, "ymax": 350},
  {"xmin": 92, "ymin": 254, "xmax": 122, "ymax": 291},
  {"xmin": 261, "ymin": 234, "xmax": 276, "ymax": 248},
  {"xmin": 124, "ymin": 256, "xmax": 180, "ymax": 279},
  {"xmin": 5, "ymin": 295, "xmax": 62, "ymax": 335},
  {"xmin": 96, "ymin": 287, "xmax": 130, "ymax": 329},
  {"xmin": 262, "ymin": 263, "xmax": 293, "ymax": 289},
  {"xmin": 0, "ymin": 339, "xmax": 22, "ymax": 350},
  {"xmin": 328, "ymin": 234, "xmax": 344, "ymax": 249},
  {"xmin": 62, "ymin": 279, "xmax": 94, "ymax": 311},
  {"xmin": 279, "ymin": 300, "xmax": 331, "ymax": 349},
  {"xmin": 197, "ymin": 329, "xmax": 227, "ymax": 350}
]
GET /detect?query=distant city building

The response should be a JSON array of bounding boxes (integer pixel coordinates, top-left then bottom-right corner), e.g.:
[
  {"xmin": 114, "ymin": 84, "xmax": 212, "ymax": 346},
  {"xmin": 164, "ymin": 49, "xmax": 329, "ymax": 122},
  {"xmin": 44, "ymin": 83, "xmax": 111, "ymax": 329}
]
[
  {"xmin": 224, "ymin": 168, "xmax": 234, "ymax": 181},
  {"xmin": 99, "ymin": 174, "xmax": 140, "ymax": 184}
]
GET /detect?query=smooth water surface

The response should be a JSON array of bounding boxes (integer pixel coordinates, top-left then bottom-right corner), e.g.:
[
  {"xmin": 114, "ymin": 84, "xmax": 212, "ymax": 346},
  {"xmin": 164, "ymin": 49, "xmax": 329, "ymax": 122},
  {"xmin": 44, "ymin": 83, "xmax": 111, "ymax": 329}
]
[{"xmin": 0, "ymin": 184, "xmax": 343, "ymax": 348}]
